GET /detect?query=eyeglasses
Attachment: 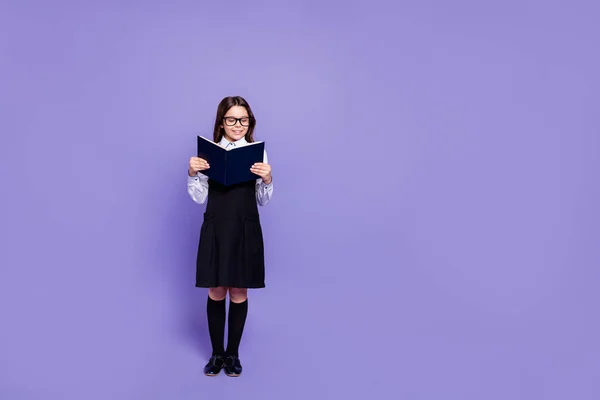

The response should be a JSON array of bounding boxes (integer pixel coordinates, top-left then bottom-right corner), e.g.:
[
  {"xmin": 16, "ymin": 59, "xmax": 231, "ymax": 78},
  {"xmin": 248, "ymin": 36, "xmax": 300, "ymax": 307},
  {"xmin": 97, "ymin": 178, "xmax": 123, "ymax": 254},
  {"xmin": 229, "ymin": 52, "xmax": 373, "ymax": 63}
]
[{"xmin": 223, "ymin": 116, "xmax": 251, "ymax": 126}]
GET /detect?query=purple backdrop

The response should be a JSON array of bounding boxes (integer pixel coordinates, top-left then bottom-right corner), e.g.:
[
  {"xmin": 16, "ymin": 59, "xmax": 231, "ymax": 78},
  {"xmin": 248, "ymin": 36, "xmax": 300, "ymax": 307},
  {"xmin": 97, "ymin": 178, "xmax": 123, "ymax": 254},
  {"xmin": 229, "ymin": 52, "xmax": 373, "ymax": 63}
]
[{"xmin": 1, "ymin": 0, "xmax": 599, "ymax": 399}]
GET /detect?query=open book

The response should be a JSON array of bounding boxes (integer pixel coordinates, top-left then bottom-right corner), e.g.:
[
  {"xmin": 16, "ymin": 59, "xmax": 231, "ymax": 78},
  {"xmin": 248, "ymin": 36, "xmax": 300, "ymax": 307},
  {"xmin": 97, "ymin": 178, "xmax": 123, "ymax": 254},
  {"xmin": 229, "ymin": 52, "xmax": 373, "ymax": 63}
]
[{"xmin": 197, "ymin": 135, "xmax": 265, "ymax": 186}]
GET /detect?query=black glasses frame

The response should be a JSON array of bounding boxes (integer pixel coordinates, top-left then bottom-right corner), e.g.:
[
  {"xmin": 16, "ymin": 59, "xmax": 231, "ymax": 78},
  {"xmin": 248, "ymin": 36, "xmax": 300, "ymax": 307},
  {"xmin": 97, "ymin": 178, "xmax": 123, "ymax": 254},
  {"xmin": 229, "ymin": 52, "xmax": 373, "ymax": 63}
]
[{"xmin": 223, "ymin": 117, "xmax": 252, "ymax": 126}]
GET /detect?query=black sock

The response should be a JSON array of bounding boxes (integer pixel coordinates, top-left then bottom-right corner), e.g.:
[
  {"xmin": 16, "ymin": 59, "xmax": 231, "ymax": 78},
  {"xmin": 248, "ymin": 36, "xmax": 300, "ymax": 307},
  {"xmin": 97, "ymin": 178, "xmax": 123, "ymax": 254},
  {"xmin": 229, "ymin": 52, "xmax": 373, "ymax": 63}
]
[
  {"xmin": 206, "ymin": 296, "xmax": 226, "ymax": 356},
  {"xmin": 226, "ymin": 299, "xmax": 248, "ymax": 357}
]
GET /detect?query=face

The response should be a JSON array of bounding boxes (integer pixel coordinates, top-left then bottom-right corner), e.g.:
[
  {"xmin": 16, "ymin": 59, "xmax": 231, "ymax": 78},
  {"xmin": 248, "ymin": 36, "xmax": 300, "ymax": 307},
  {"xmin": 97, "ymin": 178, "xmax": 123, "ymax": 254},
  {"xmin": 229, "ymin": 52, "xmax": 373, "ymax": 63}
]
[{"xmin": 221, "ymin": 105, "xmax": 250, "ymax": 142}]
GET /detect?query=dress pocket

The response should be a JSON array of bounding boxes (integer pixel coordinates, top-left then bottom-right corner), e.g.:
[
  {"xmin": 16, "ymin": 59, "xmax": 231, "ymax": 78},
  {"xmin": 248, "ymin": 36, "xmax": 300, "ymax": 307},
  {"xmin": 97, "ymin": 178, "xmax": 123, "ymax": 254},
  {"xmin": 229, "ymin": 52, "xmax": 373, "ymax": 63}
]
[
  {"xmin": 196, "ymin": 215, "xmax": 217, "ymax": 271},
  {"xmin": 243, "ymin": 215, "xmax": 264, "ymax": 270}
]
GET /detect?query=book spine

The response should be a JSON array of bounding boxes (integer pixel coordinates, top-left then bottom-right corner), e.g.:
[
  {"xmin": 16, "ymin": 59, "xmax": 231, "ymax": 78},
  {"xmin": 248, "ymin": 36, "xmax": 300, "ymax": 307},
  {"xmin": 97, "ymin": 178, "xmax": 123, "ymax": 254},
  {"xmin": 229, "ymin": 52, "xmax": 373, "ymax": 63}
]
[{"xmin": 224, "ymin": 151, "xmax": 228, "ymax": 185}]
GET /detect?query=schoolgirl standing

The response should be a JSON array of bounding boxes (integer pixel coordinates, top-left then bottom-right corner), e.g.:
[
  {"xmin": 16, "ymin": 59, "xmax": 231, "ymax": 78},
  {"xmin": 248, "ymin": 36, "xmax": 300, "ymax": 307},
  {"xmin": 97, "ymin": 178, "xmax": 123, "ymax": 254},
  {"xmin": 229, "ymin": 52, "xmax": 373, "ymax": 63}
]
[{"xmin": 187, "ymin": 96, "xmax": 273, "ymax": 377}]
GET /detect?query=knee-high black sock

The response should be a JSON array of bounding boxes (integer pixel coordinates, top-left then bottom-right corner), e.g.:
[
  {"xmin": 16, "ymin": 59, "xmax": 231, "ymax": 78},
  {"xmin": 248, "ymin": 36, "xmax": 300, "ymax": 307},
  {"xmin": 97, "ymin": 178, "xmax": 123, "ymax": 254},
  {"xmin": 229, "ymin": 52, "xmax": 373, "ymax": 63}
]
[
  {"xmin": 206, "ymin": 296, "xmax": 226, "ymax": 356},
  {"xmin": 226, "ymin": 299, "xmax": 248, "ymax": 357}
]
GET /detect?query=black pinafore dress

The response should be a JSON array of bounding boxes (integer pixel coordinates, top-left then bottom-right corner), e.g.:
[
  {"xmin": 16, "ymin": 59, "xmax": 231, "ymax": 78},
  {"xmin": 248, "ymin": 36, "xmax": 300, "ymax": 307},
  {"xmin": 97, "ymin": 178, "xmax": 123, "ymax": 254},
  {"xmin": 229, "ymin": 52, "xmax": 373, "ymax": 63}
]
[{"xmin": 195, "ymin": 178, "xmax": 265, "ymax": 289}]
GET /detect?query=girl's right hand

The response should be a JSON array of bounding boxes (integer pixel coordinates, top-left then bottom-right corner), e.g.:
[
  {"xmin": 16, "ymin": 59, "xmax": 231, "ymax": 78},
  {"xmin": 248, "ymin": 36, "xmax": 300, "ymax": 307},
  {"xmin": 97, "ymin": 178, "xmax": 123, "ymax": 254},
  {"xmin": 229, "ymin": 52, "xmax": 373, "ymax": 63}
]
[{"xmin": 189, "ymin": 157, "xmax": 210, "ymax": 176}]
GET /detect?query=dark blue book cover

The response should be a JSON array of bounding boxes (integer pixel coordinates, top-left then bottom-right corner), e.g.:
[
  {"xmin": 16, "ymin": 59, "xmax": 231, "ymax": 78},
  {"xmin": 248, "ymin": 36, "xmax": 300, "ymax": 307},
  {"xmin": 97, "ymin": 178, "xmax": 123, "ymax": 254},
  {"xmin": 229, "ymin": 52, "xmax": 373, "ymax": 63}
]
[{"xmin": 197, "ymin": 136, "xmax": 265, "ymax": 186}]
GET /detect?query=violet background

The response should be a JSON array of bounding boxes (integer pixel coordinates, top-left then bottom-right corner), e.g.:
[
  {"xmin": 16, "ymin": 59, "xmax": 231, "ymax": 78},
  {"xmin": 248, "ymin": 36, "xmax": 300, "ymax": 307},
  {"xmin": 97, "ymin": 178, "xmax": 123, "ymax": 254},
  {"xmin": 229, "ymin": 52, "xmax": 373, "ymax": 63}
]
[{"xmin": 1, "ymin": 1, "xmax": 598, "ymax": 399}]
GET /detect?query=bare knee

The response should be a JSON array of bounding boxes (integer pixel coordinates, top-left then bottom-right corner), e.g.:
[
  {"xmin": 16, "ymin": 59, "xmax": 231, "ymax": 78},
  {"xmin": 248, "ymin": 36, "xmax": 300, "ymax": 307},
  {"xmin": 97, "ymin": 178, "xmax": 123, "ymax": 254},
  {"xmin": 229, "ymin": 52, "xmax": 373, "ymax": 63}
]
[
  {"xmin": 228, "ymin": 288, "xmax": 248, "ymax": 303},
  {"xmin": 208, "ymin": 286, "xmax": 227, "ymax": 301}
]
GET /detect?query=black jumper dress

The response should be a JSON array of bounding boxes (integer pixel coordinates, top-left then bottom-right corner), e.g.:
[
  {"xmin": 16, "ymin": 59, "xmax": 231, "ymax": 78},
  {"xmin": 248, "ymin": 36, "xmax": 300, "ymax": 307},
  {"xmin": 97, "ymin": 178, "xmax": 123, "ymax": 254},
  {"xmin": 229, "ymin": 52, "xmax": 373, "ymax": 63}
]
[{"xmin": 195, "ymin": 178, "xmax": 265, "ymax": 289}]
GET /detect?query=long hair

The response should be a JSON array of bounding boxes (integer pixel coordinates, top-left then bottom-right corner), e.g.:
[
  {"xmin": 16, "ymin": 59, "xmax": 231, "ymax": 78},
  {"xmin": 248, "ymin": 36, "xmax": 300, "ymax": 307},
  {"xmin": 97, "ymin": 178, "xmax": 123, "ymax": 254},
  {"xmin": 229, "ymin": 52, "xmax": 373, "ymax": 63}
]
[{"xmin": 212, "ymin": 96, "xmax": 257, "ymax": 143}]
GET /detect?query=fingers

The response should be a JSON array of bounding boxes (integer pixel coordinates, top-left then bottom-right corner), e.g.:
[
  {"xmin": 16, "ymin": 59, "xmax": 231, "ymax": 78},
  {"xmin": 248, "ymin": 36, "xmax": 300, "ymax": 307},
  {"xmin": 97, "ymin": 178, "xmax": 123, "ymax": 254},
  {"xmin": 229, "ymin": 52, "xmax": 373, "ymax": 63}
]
[
  {"xmin": 251, "ymin": 162, "xmax": 269, "ymax": 168},
  {"xmin": 190, "ymin": 157, "xmax": 210, "ymax": 171},
  {"xmin": 198, "ymin": 159, "xmax": 210, "ymax": 169},
  {"xmin": 250, "ymin": 163, "xmax": 271, "ymax": 177}
]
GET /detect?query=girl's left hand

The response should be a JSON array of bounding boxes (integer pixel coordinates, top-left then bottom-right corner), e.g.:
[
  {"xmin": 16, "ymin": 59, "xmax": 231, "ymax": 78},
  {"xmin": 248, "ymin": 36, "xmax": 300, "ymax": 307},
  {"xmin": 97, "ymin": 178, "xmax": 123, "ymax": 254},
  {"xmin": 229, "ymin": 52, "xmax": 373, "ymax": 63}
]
[{"xmin": 251, "ymin": 162, "xmax": 272, "ymax": 184}]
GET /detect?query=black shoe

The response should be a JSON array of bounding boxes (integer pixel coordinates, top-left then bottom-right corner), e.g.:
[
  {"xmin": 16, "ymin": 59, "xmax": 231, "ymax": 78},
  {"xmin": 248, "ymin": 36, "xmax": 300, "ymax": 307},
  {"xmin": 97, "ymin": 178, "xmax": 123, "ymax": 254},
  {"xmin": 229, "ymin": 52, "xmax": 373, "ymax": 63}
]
[
  {"xmin": 203, "ymin": 355, "xmax": 225, "ymax": 376},
  {"xmin": 224, "ymin": 355, "xmax": 243, "ymax": 377}
]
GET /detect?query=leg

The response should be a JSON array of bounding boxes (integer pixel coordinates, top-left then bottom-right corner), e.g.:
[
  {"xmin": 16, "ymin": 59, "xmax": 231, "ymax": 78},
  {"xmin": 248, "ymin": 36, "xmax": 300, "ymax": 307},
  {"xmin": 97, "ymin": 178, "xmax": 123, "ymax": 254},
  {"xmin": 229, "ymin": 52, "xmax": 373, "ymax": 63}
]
[
  {"xmin": 203, "ymin": 286, "xmax": 228, "ymax": 376},
  {"xmin": 224, "ymin": 287, "xmax": 248, "ymax": 377},
  {"xmin": 207, "ymin": 286, "xmax": 227, "ymax": 355}
]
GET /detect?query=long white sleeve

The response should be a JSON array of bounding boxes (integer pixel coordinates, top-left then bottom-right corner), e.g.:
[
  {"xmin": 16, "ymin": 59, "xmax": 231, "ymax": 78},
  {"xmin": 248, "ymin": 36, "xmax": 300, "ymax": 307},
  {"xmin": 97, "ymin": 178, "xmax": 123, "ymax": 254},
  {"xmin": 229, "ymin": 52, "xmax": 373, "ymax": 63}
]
[
  {"xmin": 187, "ymin": 173, "xmax": 209, "ymax": 204},
  {"xmin": 256, "ymin": 149, "xmax": 274, "ymax": 206}
]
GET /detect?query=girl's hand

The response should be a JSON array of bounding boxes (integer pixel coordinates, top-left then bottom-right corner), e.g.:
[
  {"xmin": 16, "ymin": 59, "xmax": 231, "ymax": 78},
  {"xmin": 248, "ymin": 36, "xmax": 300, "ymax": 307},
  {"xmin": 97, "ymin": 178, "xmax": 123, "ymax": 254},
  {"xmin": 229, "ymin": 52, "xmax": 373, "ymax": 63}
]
[
  {"xmin": 251, "ymin": 162, "xmax": 272, "ymax": 184},
  {"xmin": 189, "ymin": 157, "xmax": 210, "ymax": 176}
]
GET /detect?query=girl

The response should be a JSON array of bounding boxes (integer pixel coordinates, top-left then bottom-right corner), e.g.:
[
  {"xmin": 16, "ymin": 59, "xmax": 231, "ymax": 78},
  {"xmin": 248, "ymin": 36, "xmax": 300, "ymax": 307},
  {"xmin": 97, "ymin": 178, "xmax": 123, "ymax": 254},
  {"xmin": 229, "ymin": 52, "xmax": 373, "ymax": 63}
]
[{"xmin": 187, "ymin": 96, "xmax": 273, "ymax": 377}]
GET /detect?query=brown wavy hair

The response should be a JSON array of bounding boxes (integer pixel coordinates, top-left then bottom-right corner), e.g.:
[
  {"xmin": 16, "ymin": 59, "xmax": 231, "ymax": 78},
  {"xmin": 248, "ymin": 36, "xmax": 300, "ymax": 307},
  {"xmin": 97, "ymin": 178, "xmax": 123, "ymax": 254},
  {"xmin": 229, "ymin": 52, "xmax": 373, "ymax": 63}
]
[{"xmin": 212, "ymin": 96, "xmax": 257, "ymax": 143}]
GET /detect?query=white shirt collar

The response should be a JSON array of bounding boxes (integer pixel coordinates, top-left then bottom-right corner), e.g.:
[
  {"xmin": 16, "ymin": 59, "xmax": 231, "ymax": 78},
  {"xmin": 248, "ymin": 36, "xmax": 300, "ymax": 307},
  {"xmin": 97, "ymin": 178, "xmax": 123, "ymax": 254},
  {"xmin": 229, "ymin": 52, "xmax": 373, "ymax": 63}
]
[{"xmin": 219, "ymin": 136, "xmax": 247, "ymax": 149}]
